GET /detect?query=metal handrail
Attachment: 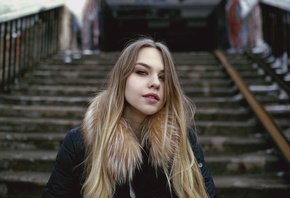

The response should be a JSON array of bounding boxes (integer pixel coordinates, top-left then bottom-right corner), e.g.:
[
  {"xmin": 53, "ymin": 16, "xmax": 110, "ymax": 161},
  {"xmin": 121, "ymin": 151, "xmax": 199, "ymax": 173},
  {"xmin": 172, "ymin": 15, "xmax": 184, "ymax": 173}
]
[
  {"xmin": 0, "ymin": 5, "xmax": 64, "ymax": 93},
  {"xmin": 215, "ymin": 50, "xmax": 290, "ymax": 164},
  {"xmin": 259, "ymin": 1, "xmax": 290, "ymax": 74}
]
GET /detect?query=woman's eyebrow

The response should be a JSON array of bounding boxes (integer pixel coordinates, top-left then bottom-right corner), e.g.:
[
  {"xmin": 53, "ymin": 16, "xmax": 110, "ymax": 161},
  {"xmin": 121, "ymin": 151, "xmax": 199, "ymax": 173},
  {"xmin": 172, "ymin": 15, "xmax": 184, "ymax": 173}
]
[
  {"xmin": 136, "ymin": 62, "xmax": 164, "ymax": 72},
  {"xmin": 135, "ymin": 62, "xmax": 151, "ymax": 69}
]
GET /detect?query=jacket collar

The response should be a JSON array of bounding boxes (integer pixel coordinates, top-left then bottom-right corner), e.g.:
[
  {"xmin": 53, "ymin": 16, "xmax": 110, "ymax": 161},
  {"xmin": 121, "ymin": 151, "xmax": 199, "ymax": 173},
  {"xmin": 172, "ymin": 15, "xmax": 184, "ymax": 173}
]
[{"xmin": 82, "ymin": 107, "xmax": 180, "ymax": 184}]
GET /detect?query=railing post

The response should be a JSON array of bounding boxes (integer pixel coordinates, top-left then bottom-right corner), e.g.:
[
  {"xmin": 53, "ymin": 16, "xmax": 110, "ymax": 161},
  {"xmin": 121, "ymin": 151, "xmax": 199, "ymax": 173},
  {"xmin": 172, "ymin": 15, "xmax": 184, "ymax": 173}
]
[
  {"xmin": 18, "ymin": 18, "xmax": 23, "ymax": 76},
  {"xmin": 13, "ymin": 19, "xmax": 18, "ymax": 82},
  {"xmin": 7, "ymin": 21, "xmax": 13, "ymax": 90},
  {"xmin": 1, "ymin": 22, "xmax": 7, "ymax": 92}
]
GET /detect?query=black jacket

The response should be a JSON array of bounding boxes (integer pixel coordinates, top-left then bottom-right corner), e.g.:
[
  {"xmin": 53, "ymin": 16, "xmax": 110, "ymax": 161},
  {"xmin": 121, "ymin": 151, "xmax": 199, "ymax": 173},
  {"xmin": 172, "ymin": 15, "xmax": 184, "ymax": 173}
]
[{"xmin": 42, "ymin": 127, "xmax": 217, "ymax": 198}]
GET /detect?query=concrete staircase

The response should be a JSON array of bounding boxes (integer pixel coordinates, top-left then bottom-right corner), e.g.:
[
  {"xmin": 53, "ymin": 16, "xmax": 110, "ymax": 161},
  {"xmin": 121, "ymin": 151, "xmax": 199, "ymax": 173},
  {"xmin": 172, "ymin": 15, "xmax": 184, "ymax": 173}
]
[{"xmin": 0, "ymin": 51, "xmax": 289, "ymax": 198}]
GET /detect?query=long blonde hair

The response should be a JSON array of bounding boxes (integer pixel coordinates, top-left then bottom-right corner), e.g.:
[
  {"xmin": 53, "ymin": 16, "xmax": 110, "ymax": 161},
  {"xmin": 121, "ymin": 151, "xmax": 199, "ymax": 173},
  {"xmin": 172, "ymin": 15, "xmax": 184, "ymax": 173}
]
[{"xmin": 81, "ymin": 38, "xmax": 208, "ymax": 197}]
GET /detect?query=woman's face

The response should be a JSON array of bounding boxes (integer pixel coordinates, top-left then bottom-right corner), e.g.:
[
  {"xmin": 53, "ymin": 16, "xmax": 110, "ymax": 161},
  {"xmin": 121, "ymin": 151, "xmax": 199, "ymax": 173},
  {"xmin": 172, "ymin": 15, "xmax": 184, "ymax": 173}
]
[{"xmin": 123, "ymin": 47, "xmax": 165, "ymax": 123}]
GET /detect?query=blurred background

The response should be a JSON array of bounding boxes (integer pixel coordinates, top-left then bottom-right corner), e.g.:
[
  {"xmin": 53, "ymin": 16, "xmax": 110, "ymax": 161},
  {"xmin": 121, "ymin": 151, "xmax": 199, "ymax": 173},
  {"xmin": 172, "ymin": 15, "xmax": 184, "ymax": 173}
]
[
  {"xmin": 0, "ymin": 0, "xmax": 289, "ymax": 197},
  {"xmin": 0, "ymin": 0, "xmax": 269, "ymax": 52}
]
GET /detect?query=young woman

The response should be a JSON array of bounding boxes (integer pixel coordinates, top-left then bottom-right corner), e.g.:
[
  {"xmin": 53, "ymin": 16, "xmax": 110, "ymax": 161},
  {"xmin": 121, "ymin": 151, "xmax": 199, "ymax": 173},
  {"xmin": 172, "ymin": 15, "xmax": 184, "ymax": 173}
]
[{"xmin": 42, "ymin": 38, "xmax": 216, "ymax": 198}]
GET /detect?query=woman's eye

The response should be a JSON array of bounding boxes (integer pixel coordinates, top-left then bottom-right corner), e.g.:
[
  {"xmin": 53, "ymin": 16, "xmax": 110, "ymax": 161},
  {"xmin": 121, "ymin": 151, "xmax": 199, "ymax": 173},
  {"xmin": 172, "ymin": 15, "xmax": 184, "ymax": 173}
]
[
  {"xmin": 159, "ymin": 76, "xmax": 165, "ymax": 81},
  {"xmin": 136, "ymin": 70, "xmax": 147, "ymax": 75}
]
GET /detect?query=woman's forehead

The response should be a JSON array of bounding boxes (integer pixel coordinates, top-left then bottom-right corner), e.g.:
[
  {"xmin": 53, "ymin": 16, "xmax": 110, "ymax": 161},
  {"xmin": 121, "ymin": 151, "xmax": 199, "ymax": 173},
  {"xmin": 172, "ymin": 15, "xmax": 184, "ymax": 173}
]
[{"xmin": 136, "ymin": 47, "xmax": 164, "ymax": 67}]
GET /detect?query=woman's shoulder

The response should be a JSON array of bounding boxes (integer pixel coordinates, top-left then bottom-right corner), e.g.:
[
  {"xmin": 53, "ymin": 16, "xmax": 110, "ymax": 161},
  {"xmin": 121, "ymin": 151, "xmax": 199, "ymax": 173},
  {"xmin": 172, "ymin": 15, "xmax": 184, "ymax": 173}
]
[
  {"xmin": 66, "ymin": 126, "xmax": 82, "ymax": 139},
  {"xmin": 187, "ymin": 127, "xmax": 204, "ymax": 159},
  {"xmin": 63, "ymin": 126, "xmax": 85, "ymax": 156},
  {"xmin": 187, "ymin": 127, "xmax": 197, "ymax": 147},
  {"xmin": 64, "ymin": 126, "xmax": 82, "ymax": 142}
]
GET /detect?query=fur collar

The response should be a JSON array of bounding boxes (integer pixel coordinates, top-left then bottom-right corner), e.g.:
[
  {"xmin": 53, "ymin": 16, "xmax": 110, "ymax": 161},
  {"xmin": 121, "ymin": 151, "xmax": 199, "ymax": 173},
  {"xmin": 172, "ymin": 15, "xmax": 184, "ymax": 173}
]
[{"xmin": 82, "ymin": 100, "xmax": 180, "ymax": 184}]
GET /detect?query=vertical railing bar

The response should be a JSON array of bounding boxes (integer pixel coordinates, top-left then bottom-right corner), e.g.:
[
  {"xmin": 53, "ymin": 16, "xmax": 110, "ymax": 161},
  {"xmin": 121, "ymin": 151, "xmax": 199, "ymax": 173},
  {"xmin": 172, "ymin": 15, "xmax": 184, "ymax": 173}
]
[
  {"xmin": 27, "ymin": 16, "xmax": 31, "ymax": 70},
  {"xmin": 39, "ymin": 12, "xmax": 43, "ymax": 59},
  {"xmin": 55, "ymin": 8, "xmax": 60, "ymax": 52},
  {"xmin": 1, "ymin": 22, "xmax": 8, "ymax": 92},
  {"xmin": 49, "ymin": 10, "xmax": 52, "ymax": 54},
  {"xmin": 284, "ymin": 11, "xmax": 287, "ymax": 51},
  {"xmin": 47, "ymin": 11, "xmax": 50, "ymax": 56},
  {"xmin": 52, "ymin": 9, "xmax": 56, "ymax": 53},
  {"xmin": 48, "ymin": 11, "xmax": 51, "ymax": 55},
  {"xmin": 22, "ymin": 18, "xmax": 27, "ymax": 73},
  {"xmin": 13, "ymin": 19, "xmax": 18, "ymax": 82},
  {"xmin": 0, "ymin": 23, "xmax": 3, "ymax": 73},
  {"xmin": 26, "ymin": 16, "xmax": 30, "ymax": 70},
  {"xmin": 33, "ymin": 15, "xmax": 38, "ymax": 64},
  {"xmin": 51, "ymin": 9, "xmax": 55, "ymax": 53},
  {"xmin": 36, "ymin": 14, "xmax": 40, "ymax": 63},
  {"xmin": 43, "ymin": 11, "xmax": 48, "ymax": 58},
  {"xmin": 31, "ymin": 16, "xmax": 35, "ymax": 66},
  {"xmin": 47, "ymin": 10, "xmax": 50, "ymax": 56},
  {"xmin": 27, "ymin": 16, "xmax": 32, "ymax": 70},
  {"xmin": 42, "ymin": 12, "xmax": 46, "ymax": 59},
  {"xmin": 41, "ymin": 11, "xmax": 46, "ymax": 58},
  {"xmin": 18, "ymin": 18, "xmax": 23, "ymax": 76},
  {"xmin": 7, "ymin": 21, "xmax": 13, "ymax": 89}
]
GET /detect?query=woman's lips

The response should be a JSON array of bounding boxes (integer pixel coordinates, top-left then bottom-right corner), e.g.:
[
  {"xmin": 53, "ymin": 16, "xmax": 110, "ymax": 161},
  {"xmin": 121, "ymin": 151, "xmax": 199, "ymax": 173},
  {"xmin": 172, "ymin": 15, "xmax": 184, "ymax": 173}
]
[{"xmin": 143, "ymin": 93, "xmax": 160, "ymax": 102}]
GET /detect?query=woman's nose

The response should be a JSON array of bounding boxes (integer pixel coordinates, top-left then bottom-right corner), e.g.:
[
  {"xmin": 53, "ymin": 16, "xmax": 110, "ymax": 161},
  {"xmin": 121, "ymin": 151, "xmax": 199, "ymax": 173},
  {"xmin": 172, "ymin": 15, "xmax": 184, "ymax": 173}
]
[{"xmin": 148, "ymin": 75, "xmax": 160, "ymax": 89}]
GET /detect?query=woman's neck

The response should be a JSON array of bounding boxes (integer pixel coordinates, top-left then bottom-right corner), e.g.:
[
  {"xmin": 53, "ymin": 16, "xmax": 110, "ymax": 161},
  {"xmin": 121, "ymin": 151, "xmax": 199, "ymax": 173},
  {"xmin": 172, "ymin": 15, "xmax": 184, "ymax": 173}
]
[
  {"xmin": 122, "ymin": 107, "xmax": 147, "ymax": 141},
  {"xmin": 124, "ymin": 117, "xmax": 143, "ymax": 140}
]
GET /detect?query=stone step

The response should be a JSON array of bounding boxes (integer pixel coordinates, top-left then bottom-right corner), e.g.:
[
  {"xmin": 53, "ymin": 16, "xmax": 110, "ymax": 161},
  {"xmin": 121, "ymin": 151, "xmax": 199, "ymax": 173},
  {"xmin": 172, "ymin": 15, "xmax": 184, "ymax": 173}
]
[
  {"xmin": 214, "ymin": 174, "xmax": 290, "ymax": 198},
  {"xmin": 228, "ymin": 64, "xmax": 257, "ymax": 71},
  {"xmin": 0, "ymin": 104, "xmax": 251, "ymax": 121},
  {"xmin": 0, "ymin": 171, "xmax": 49, "ymax": 197},
  {"xmin": 36, "ymin": 64, "xmax": 113, "ymax": 72},
  {"xmin": 0, "ymin": 117, "xmax": 81, "ymax": 133},
  {"xmin": 195, "ymin": 119, "xmax": 257, "ymax": 136},
  {"xmin": 0, "ymin": 132, "xmax": 65, "ymax": 150},
  {"xmin": 195, "ymin": 107, "xmax": 252, "ymax": 121},
  {"xmin": 181, "ymin": 79, "xmax": 232, "ymax": 87},
  {"xmin": 0, "ymin": 116, "xmax": 257, "ymax": 135},
  {"xmin": 0, "ymin": 171, "xmax": 289, "ymax": 198},
  {"xmin": 1, "ymin": 94, "xmax": 245, "ymax": 108},
  {"xmin": 10, "ymin": 85, "xmax": 239, "ymax": 97},
  {"xmin": 192, "ymin": 95, "xmax": 245, "ymax": 108},
  {"xmin": 243, "ymin": 78, "xmax": 273, "ymax": 86},
  {"xmin": 10, "ymin": 85, "xmax": 99, "ymax": 97},
  {"xmin": 274, "ymin": 118, "xmax": 290, "ymax": 132},
  {"xmin": 201, "ymin": 106, "xmax": 290, "ymax": 122},
  {"xmin": 0, "ymin": 95, "xmax": 92, "ymax": 106},
  {"xmin": 0, "ymin": 104, "xmax": 85, "ymax": 119},
  {"xmin": 185, "ymin": 86, "xmax": 238, "ymax": 97},
  {"xmin": 23, "ymin": 77, "xmax": 233, "ymax": 88},
  {"xmin": 198, "ymin": 135, "xmax": 268, "ymax": 155},
  {"xmin": 30, "ymin": 70, "xmax": 110, "ymax": 79},
  {"xmin": 29, "ymin": 69, "xmax": 230, "ymax": 81},
  {"xmin": 35, "ymin": 64, "xmax": 225, "ymax": 73},
  {"xmin": 206, "ymin": 151, "xmax": 287, "ymax": 175},
  {"xmin": 21, "ymin": 77, "xmax": 107, "ymax": 86},
  {"xmin": 0, "ymin": 150, "xmax": 283, "ymax": 175},
  {"xmin": 0, "ymin": 132, "xmax": 267, "ymax": 154},
  {"xmin": 10, "ymin": 83, "xmax": 282, "ymax": 98},
  {"xmin": 179, "ymin": 71, "xmax": 228, "ymax": 80},
  {"xmin": 0, "ymin": 150, "xmax": 56, "ymax": 172},
  {"xmin": 43, "ymin": 57, "xmax": 117, "ymax": 66},
  {"xmin": 176, "ymin": 65, "xmax": 224, "ymax": 72},
  {"xmin": 265, "ymin": 104, "xmax": 290, "ymax": 118},
  {"xmin": 23, "ymin": 76, "xmax": 273, "ymax": 89},
  {"xmin": 255, "ymin": 95, "xmax": 290, "ymax": 105},
  {"xmin": 236, "ymin": 72, "xmax": 267, "ymax": 79},
  {"xmin": 249, "ymin": 84, "xmax": 282, "ymax": 97},
  {"xmin": 226, "ymin": 58, "xmax": 254, "ymax": 65}
]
